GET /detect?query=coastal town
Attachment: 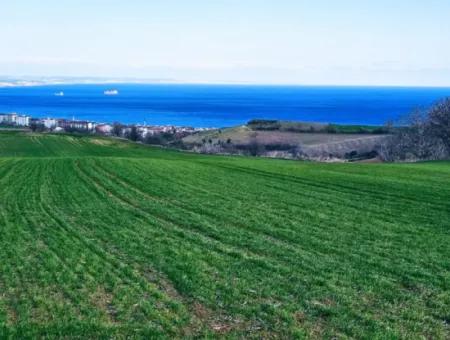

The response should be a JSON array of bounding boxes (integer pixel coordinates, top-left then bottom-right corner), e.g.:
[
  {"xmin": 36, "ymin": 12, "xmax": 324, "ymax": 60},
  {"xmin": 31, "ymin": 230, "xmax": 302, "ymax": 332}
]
[{"xmin": 0, "ymin": 112, "xmax": 212, "ymax": 139}]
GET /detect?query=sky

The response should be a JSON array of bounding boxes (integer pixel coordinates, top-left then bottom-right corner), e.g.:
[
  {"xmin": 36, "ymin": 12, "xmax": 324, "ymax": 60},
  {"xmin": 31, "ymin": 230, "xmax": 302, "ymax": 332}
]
[{"xmin": 1, "ymin": 0, "xmax": 450, "ymax": 86}]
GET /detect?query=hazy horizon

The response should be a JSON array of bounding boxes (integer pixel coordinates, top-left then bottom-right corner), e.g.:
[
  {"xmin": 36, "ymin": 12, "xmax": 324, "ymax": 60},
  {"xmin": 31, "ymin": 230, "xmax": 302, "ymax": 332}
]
[
  {"xmin": 2, "ymin": 1, "xmax": 450, "ymax": 86},
  {"xmin": 2, "ymin": 76, "xmax": 450, "ymax": 89}
]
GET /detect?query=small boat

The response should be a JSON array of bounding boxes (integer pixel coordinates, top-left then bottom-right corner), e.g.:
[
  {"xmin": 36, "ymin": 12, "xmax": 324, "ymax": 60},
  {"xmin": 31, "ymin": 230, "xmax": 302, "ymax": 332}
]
[
  {"xmin": 104, "ymin": 89, "xmax": 119, "ymax": 96},
  {"xmin": 54, "ymin": 91, "xmax": 64, "ymax": 97}
]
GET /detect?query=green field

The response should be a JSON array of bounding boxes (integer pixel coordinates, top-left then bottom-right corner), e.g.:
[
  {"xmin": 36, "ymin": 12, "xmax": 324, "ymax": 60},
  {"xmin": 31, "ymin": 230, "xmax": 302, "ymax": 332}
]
[{"xmin": 0, "ymin": 131, "xmax": 449, "ymax": 338}]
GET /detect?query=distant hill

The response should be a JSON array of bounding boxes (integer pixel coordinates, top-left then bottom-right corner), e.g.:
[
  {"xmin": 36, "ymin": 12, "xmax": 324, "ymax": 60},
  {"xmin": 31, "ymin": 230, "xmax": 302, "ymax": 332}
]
[{"xmin": 182, "ymin": 120, "xmax": 389, "ymax": 161}]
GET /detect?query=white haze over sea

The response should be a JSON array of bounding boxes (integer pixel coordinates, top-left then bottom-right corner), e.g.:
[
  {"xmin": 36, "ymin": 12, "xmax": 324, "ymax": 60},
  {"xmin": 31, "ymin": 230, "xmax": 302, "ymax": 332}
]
[{"xmin": 0, "ymin": 77, "xmax": 181, "ymax": 88}]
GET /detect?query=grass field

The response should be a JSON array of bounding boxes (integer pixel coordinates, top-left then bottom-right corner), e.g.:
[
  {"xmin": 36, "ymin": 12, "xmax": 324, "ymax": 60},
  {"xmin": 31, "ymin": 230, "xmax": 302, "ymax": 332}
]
[{"xmin": 0, "ymin": 131, "xmax": 449, "ymax": 338}]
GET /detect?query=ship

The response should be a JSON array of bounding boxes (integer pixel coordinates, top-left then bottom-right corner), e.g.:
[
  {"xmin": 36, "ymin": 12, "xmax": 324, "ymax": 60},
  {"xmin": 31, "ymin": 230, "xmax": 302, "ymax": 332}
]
[
  {"xmin": 54, "ymin": 91, "xmax": 64, "ymax": 97},
  {"xmin": 104, "ymin": 89, "xmax": 119, "ymax": 96}
]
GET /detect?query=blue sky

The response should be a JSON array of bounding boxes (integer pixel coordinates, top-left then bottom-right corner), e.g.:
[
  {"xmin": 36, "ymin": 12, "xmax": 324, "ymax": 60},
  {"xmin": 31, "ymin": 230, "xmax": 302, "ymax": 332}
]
[{"xmin": 1, "ymin": 0, "xmax": 450, "ymax": 85}]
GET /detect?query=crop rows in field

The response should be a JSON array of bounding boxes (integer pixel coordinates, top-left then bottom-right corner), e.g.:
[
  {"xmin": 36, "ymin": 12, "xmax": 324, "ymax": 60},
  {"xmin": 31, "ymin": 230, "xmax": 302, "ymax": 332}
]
[{"xmin": 0, "ymin": 132, "xmax": 449, "ymax": 338}]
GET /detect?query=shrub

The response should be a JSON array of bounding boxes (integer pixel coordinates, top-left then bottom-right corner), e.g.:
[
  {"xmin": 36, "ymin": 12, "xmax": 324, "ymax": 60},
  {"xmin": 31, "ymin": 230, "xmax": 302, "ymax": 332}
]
[
  {"xmin": 248, "ymin": 119, "xmax": 281, "ymax": 131},
  {"xmin": 325, "ymin": 124, "xmax": 337, "ymax": 134},
  {"xmin": 145, "ymin": 134, "xmax": 165, "ymax": 145}
]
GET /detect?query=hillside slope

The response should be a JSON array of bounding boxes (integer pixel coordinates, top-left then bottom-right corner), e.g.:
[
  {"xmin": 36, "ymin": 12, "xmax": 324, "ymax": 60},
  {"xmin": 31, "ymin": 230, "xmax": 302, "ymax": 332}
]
[
  {"xmin": 0, "ymin": 132, "xmax": 449, "ymax": 338},
  {"xmin": 182, "ymin": 125, "xmax": 387, "ymax": 160}
]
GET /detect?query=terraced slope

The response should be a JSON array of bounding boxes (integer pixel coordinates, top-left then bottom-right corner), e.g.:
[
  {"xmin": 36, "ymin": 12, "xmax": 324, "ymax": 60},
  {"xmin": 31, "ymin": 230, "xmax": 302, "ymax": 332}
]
[{"xmin": 0, "ymin": 131, "xmax": 449, "ymax": 338}]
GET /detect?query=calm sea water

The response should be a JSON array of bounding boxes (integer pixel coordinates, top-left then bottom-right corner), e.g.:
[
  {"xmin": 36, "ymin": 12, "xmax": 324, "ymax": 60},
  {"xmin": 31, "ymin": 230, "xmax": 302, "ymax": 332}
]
[{"xmin": 0, "ymin": 84, "xmax": 449, "ymax": 127}]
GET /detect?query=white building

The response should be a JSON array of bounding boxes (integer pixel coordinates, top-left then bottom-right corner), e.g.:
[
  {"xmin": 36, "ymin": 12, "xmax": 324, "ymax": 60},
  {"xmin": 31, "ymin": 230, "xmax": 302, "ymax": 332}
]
[
  {"xmin": 43, "ymin": 118, "xmax": 58, "ymax": 129},
  {"xmin": 8, "ymin": 113, "xmax": 17, "ymax": 124},
  {"xmin": 57, "ymin": 119, "xmax": 96, "ymax": 131},
  {"xmin": 87, "ymin": 122, "xmax": 96, "ymax": 131},
  {"xmin": 0, "ymin": 113, "xmax": 17, "ymax": 125},
  {"xmin": 15, "ymin": 115, "xmax": 31, "ymax": 127}
]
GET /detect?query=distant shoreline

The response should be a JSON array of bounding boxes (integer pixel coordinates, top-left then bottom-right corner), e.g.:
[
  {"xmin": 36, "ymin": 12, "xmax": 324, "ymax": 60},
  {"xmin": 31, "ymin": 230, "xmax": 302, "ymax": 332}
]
[{"xmin": 2, "ymin": 79, "xmax": 450, "ymax": 89}]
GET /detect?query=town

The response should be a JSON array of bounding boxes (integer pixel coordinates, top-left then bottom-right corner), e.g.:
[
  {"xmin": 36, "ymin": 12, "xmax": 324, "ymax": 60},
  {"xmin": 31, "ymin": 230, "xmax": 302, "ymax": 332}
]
[{"xmin": 0, "ymin": 112, "xmax": 212, "ymax": 142}]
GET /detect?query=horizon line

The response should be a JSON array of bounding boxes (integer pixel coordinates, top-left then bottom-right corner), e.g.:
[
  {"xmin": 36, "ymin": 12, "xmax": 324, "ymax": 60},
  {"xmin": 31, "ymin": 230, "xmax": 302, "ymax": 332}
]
[{"xmin": 1, "ymin": 76, "xmax": 450, "ymax": 89}]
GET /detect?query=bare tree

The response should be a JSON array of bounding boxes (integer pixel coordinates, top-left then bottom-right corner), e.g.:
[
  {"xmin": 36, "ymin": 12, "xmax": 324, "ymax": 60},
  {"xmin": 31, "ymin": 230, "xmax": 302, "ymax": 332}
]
[
  {"xmin": 381, "ymin": 98, "xmax": 450, "ymax": 161},
  {"xmin": 426, "ymin": 98, "xmax": 450, "ymax": 152},
  {"xmin": 248, "ymin": 132, "xmax": 265, "ymax": 156},
  {"xmin": 291, "ymin": 144, "xmax": 304, "ymax": 159}
]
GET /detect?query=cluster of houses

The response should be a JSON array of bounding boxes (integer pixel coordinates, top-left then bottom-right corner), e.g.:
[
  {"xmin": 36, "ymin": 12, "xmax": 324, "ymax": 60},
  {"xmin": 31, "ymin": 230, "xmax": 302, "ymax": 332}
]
[
  {"xmin": 0, "ymin": 113, "xmax": 31, "ymax": 127},
  {"xmin": 0, "ymin": 112, "xmax": 210, "ymax": 138},
  {"xmin": 95, "ymin": 123, "xmax": 199, "ymax": 137},
  {"xmin": 0, "ymin": 113, "xmax": 96, "ymax": 131}
]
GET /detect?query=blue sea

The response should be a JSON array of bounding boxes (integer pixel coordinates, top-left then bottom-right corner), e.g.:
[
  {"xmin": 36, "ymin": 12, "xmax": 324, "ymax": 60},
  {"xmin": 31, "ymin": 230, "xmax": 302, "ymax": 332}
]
[{"xmin": 0, "ymin": 84, "xmax": 449, "ymax": 127}]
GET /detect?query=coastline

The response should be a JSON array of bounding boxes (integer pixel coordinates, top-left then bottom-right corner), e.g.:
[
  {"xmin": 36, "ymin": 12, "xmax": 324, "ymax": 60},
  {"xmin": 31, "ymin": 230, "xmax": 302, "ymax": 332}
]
[{"xmin": 1, "ymin": 84, "xmax": 449, "ymax": 128}]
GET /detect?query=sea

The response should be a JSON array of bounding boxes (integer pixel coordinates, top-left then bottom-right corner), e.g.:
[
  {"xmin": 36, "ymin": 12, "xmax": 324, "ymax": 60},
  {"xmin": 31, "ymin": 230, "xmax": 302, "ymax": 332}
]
[{"xmin": 0, "ymin": 84, "xmax": 449, "ymax": 127}]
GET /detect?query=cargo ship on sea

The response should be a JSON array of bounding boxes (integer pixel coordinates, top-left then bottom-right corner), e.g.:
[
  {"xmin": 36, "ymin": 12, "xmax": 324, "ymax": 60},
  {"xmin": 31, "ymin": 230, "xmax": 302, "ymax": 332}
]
[{"xmin": 104, "ymin": 89, "xmax": 119, "ymax": 96}]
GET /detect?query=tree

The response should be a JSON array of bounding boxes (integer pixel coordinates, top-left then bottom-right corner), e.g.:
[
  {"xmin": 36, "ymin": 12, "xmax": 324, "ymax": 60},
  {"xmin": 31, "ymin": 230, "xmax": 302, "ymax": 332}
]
[
  {"xmin": 291, "ymin": 144, "xmax": 304, "ymax": 159},
  {"xmin": 426, "ymin": 98, "xmax": 450, "ymax": 152},
  {"xmin": 325, "ymin": 124, "xmax": 337, "ymax": 134},
  {"xmin": 30, "ymin": 122, "xmax": 45, "ymax": 132},
  {"xmin": 128, "ymin": 125, "xmax": 139, "ymax": 142},
  {"xmin": 248, "ymin": 132, "xmax": 265, "ymax": 156},
  {"xmin": 112, "ymin": 122, "xmax": 123, "ymax": 137},
  {"xmin": 380, "ymin": 98, "xmax": 450, "ymax": 161},
  {"xmin": 30, "ymin": 122, "xmax": 38, "ymax": 132}
]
